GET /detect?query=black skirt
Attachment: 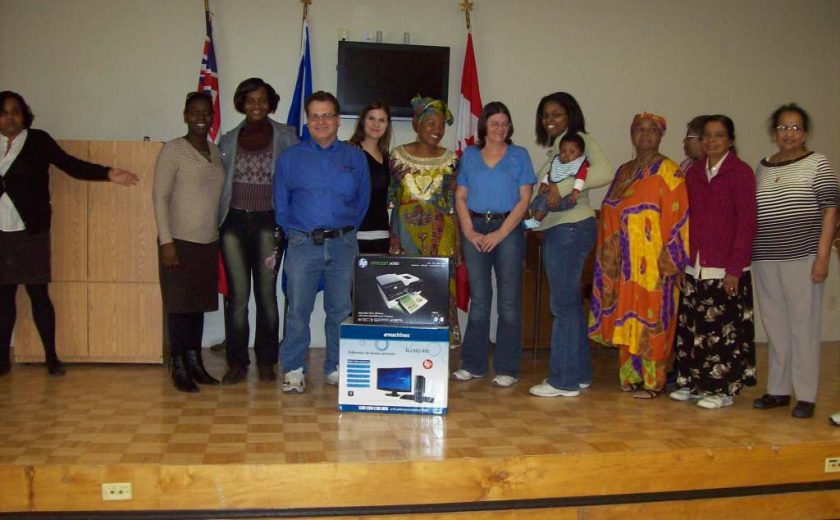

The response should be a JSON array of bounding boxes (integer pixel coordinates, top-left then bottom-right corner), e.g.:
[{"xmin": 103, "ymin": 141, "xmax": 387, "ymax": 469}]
[
  {"xmin": 158, "ymin": 239, "xmax": 219, "ymax": 314},
  {"xmin": 674, "ymin": 273, "xmax": 757, "ymax": 396},
  {"xmin": 0, "ymin": 231, "xmax": 51, "ymax": 285}
]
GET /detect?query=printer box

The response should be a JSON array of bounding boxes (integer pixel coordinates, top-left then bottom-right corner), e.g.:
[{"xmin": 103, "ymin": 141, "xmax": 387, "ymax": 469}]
[
  {"xmin": 353, "ymin": 255, "xmax": 450, "ymax": 327},
  {"xmin": 339, "ymin": 322, "xmax": 449, "ymax": 415}
]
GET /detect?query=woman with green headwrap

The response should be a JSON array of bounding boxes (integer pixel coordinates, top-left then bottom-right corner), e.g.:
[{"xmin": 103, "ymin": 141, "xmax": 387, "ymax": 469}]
[{"xmin": 389, "ymin": 95, "xmax": 461, "ymax": 344}]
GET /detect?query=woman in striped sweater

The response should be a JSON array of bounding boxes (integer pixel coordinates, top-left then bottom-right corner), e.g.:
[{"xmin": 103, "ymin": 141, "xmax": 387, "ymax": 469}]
[{"xmin": 751, "ymin": 103, "xmax": 839, "ymax": 419}]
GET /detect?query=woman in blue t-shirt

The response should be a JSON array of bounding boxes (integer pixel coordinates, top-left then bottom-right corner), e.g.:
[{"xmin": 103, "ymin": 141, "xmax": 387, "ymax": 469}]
[{"xmin": 452, "ymin": 101, "xmax": 536, "ymax": 387}]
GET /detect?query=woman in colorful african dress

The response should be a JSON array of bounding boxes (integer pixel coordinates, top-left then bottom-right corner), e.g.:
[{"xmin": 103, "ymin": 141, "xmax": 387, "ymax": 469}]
[
  {"xmin": 670, "ymin": 115, "xmax": 757, "ymax": 409},
  {"xmin": 389, "ymin": 96, "xmax": 460, "ymax": 343},
  {"xmin": 588, "ymin": 112, "xmax": 689, "ymax": 399}
]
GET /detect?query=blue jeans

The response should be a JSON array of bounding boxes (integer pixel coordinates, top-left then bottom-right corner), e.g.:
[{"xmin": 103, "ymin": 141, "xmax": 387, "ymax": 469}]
[
  {"xmin": 459, "ymin": 217, "xmax": 525, "ymax": 378},
  {"xmin": 280, "ymin": 229, "xmax": 356, "ymax": 374},
  {"xmin": 220, "ymin": 209, "xmax": 282, "ymax": 367},
  {"xmin": 542, "ymin": 217, "xmax": 596, "ymax": 390}
]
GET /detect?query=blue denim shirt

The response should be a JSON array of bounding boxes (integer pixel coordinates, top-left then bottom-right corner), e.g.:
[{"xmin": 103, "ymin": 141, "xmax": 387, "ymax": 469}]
[{"xmin": 273, "ymin": 139, "xmax": 370, "ymax": 233}]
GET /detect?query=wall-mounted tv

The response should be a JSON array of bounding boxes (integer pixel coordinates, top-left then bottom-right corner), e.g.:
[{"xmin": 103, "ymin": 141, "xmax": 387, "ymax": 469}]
[{"xmin": 337, "ymin": 41, "xmax": 450, "ymax": 120}]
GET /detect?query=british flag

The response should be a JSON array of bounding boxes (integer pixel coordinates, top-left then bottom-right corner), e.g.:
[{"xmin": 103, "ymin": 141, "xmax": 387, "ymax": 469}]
[{"xmin": 197, "ymin": 9, "xmax": 221, "ymax": 143}]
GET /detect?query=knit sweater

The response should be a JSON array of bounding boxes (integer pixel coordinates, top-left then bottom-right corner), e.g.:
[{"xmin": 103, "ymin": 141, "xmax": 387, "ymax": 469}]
[{"xmin": 153, "ymin": 138, "xmax": 225, "ymax": 245}]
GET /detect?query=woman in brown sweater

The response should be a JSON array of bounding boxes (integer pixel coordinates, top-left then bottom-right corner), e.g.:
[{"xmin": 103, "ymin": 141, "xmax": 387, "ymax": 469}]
[{"xmin": 153, "ymin": 92, "xmax": 225, "ymax": 393}]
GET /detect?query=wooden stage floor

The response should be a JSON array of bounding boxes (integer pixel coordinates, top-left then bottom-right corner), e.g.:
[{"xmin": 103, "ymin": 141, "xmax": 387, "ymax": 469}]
[{"xmin": 0, "ymin": 343, "xmax": 838, "ymax": 518}]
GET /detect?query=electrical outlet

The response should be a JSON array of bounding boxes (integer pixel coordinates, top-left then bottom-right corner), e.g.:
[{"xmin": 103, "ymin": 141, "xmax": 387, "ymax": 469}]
[
  {"xmin": 826, "ymin": 457, "xmax": 840, "ymax": 473},
  {"xmin": 101, "ymin": 482, "xmax": 132, "ymax": 501}
]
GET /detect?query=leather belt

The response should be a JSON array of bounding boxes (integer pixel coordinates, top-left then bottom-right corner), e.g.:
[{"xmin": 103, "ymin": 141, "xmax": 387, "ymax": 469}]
[
  {"xmin": 469, "ymin": 210, "xmax": 510, "ymax": 222},
  {"xmin": 310, "ymin": 226, "xmax": 355, "ymax": 239}
]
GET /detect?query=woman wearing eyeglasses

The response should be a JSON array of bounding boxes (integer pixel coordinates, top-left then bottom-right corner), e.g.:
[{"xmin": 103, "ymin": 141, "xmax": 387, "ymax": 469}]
[
  {"xmin": 751, "ymin": 103, "xmax": 839, "ymax": 419},
  {"xmin": 679, "ymin": 115, "xmax": 710, "ymax": 173},
  {"xmin": 451, "ymin": 102, "xmax": 535, "ymax": 387}
]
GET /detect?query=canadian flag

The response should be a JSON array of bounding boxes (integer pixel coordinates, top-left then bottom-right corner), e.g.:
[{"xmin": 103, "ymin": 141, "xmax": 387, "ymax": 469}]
[
  {"xmin": 454, "ymin": 32, "xmax": 482, "ymax": 157},
  {"xmin": 454, "ymin": 31, "xmax": 482, "ymax": 312}
]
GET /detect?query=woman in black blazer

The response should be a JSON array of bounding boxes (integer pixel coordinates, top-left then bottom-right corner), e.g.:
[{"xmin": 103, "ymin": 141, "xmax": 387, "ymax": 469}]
[{"xmin": 0, "ymin": 91, "xmax": 138, "ymax": 376}]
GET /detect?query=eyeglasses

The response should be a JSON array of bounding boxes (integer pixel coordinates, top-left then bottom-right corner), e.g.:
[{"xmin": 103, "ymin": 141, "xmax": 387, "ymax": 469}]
[
  {"xmin": 684, "ymin": 134, "xmax": 701, "ymax": 140},
  {"xmin": 308, "ymin": 113, "xmax": 337, "ymax": 121},
  {"xmin": 775, "ymin": 124, "xmax": 804, "ymax": 133}
]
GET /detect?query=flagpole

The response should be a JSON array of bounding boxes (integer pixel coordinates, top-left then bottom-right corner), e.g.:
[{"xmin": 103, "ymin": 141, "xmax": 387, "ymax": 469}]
[
  {"xmin": 204, "ymin": 0, "xmax": 209, "ymax": 14},
  {"xmin": 459, "ymin": 0, "xmax": 473, "ymax": 31},
  {"xmin": 301, "ymin": 0, "xmax": 311, "ymax": 21}
]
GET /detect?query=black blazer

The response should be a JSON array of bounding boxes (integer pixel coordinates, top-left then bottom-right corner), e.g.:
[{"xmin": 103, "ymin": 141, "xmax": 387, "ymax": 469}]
[{"xmin": 0, "ymin": 129, "xmax": 109, "ymax": 234}]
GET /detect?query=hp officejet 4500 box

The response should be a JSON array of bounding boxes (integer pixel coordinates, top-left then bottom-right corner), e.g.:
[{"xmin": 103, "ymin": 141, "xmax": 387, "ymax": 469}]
[
  {"xmin": 353, "ymin": 255, "xmax": 449, "ymax": 327},
  {"xmin": 338, "ymin": 322, "xmax": 448, "ymax": 415}
]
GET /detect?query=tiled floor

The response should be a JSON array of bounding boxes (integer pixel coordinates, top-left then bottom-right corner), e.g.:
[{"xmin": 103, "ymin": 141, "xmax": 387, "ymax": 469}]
[{"xmin": 0, "ymin": 344, "xmax": 837, "ymax": 466}]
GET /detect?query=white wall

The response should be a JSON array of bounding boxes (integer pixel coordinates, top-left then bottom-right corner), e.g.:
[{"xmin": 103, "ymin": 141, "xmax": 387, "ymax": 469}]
[{"xmin": 2, "ymin": 0, "xmax": 840, "ymax": 343}]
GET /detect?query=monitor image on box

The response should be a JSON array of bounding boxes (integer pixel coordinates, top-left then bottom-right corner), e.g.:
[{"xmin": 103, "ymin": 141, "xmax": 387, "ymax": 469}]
[
  {"xmin": 376, "ymin": 367, "xmax": 412, "ymax": 397},
  {"xmin": 337, "ymin": 41, "xmax": 450, "ymax": 119}
]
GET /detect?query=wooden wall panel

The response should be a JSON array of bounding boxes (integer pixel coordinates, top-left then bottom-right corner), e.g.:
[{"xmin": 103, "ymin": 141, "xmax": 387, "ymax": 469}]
[
  {"xmin": 87, "ymin": 141, "xmax": 161, "ymax": 283},
  {"xmin": 580, "ymin": 490, "xmax": 840, "ymax": 520},
  {"xmin": 50, "ymin": 140, "xmax": 89, "ymax": 282},
  {"xmin": 521, "ymin": 232, "xmax": 553, "ymax": 349},
  {"xmin": 87, "ymin": 283, "xmax": 162, "ymax": 363},
  {"xmin": 13, "ymin": 282, "xmax": 88, "ymax": 362},
  {"xmin": 0, "ymin": 466, "xmax": 29, "ymax": 512},
  {"xmin": 18, "ymin": 442, "xmax": 840, "ymax": 512}
]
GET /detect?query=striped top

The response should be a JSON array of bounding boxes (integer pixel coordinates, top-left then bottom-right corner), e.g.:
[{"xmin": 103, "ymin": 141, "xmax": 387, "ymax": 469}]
[{"xmin": 753, "ymin": 152, "xmax": 839, "ymax": 261}]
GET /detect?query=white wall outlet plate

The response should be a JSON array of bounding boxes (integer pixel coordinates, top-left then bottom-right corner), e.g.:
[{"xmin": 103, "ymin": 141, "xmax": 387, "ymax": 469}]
[{"xmin": 101, "ymin": 482, "xmax": 132, "ymax": 501}]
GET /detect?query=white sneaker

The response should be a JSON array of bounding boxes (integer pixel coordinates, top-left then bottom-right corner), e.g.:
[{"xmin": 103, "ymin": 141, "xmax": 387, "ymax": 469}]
[
  {"xmin": 579, "ymin": 382, "xmax": 591, "ymax": 389},
  {"xmin": 697, "ymin": 395, "xmax": 734, "ymax": 409},
  {"xmin": 451, "ymin": 369, "xmax": 484, "ymax": 381},
  {"xmin": 523, "ymin": 218, "xmax": 542, "ymax": 230},
  {"xmin": 529, "ymin": 381, "xmax": 580, "ymax": 397},
  {"xmin": 491, "ymin": 375, "xmax": 519, "ymax": 387},
  {"xmin": 282, "ymin": 368, "xmax": 305, "ymax": 393},
  {"xmin": 830, "ymin": 412, "xmax": 840, "ymax": 426},
  {"xmin": 325, "ymin": 369, "xmax": 339, "ymax": 386},
  {"xmin": 669, "ymin": 387, "xmax": 702, "ymax": 402}
]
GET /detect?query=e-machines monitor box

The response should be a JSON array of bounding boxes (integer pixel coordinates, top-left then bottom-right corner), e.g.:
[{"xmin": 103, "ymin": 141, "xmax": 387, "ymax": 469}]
[
  {"xmin": 339, "ymin": 322, "xmax": 448, "ymax": 415},
  {"xmin": 354, "ymin": 255, "xmax": 449, "ymax": 327}
]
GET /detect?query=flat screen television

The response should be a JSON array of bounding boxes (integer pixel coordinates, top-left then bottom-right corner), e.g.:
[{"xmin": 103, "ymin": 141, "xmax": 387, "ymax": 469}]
[
  {"xmin": 376, "ymin": 367, "xmax": 412, "ymax": 396},
  {"xmin": 337, "ymin": 41, "xmax": 450, "ymax": 119}
]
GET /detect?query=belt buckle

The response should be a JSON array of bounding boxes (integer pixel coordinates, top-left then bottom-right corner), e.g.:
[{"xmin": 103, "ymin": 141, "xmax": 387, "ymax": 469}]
[{"xmin": 484, "ymin": 210, "xmax": 493, "ymax": 224}]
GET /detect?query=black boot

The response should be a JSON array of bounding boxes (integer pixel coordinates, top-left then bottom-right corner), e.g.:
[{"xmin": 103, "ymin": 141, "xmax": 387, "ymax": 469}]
[
  {"xmin": 0, "ymin": 346, "xmax": 10, "ymax": 376},
  {"xmin": 186, "ymin": 349, "xmax": 220, "ymax": 385},
  {"xmin": 45, "ymin": 355, "xmax": 66, "ymax": 376},
  {"xmin": 170, "ymin": 354, "xmax": 199, "ymax": 393}
]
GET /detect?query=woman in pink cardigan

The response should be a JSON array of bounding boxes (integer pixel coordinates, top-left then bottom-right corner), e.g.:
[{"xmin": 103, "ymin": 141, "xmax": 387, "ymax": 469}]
[{"xmin": 670, "ymin": 115, "xmax": 757, "ymax": 409}]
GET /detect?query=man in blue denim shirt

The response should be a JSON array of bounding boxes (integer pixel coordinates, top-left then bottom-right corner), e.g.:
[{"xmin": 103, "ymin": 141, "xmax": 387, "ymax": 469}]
[{"xmin": 273, "ymin": 91, "xmax": 370, "ymax": 393}]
